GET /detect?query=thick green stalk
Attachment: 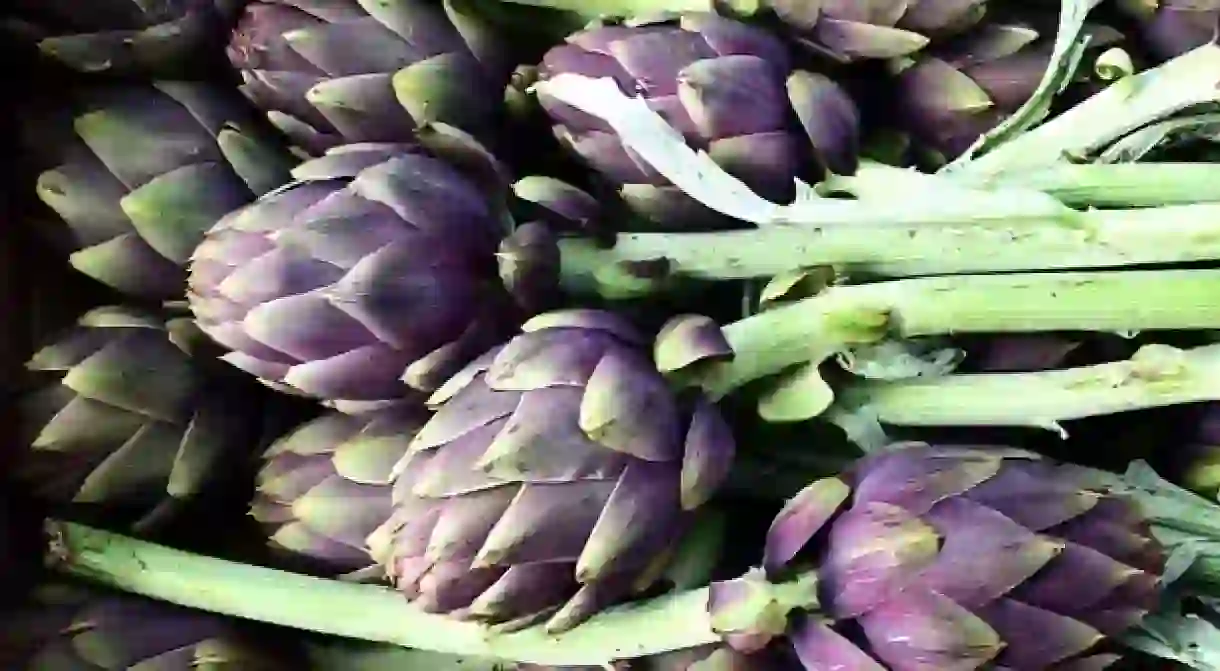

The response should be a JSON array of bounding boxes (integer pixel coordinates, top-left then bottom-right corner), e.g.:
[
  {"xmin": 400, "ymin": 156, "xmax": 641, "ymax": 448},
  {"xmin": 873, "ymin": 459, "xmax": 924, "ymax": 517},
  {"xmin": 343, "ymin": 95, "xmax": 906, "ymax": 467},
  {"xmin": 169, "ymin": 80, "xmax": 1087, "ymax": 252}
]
[
  {"xmin": 558, "ymin": 203, "xmax": 1220, "ymax": 295},
  {"xmin": 47, "ymin": 520, "xmax": 723, "ymax": 665},
  {"xmin": 834, "ymin": 343, "xmax": 1220, "ymax": 432},
  {"xmin": 947, "ymin": 44, "xmax": 1220, "ymax": 180},
  {"xmin": 838, "ymin": 161, "xmax": 1220, "ymax": 209},
  {"xmin": 694, "ymin": 269, "xmax": 1220, "ymax": 401}
]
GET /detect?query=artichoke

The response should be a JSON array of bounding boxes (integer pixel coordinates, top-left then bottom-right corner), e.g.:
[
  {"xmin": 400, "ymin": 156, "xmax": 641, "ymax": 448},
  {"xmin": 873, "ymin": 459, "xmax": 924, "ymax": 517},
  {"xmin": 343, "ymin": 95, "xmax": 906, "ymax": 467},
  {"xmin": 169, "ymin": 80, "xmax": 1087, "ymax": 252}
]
[
  {"xmin": 372, "ymin": 309, "xmax": 737, "ymax": 633},
  {"xmin": 226, "ymin": 0, "xmax": 513, "ymax": 155},
  {"xmin": 0, "ymin": 583, "xmax": 292, "ymax": 669},
  {"xmin": 188, "ymin": 139, "xmax": 542, "ymax": 413},
  {"xmin": 893, "ymin": 21, "xmax": 1123, "ymax": 163},
  {"xmin": 22, "ymin": 81, "xmax": 296, "ymax": 302},
  {"xmin": 767, "ymin": 0, "xmax": 989, "ymax": 61},
  {"xmin": 515, "ymin": 644, "xmax": 797, "ymax": 670},
  {"xmin": 14, "ymin": 306, "xmax": 265, "ymax": 533},
  {"xmin": 3, "ymin": 0, "xmax": 243, "ymax": 76},
  {"xmin": 1116, "ymin": 0, "xmax": 1220, "ymax": 62},
  {"xmin": 710, "ymin": 444, "xmax": 1165, "ymax": 670},
  {"xmin": 537, "ymin": 14, "xmax": 860, "ymax": 231},
  {"xmin": 252, "ymin": 408, "xmax": 427, "ymax": 579}
]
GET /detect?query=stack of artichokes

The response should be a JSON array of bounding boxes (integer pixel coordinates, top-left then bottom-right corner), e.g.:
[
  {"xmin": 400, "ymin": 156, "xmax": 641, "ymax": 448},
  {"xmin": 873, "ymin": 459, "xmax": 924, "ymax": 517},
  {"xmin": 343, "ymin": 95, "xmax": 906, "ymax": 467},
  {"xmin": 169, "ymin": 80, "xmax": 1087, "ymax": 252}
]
[{"xmin": 5, "ymin": 0, "xmax": 1220, "ymax": 669}]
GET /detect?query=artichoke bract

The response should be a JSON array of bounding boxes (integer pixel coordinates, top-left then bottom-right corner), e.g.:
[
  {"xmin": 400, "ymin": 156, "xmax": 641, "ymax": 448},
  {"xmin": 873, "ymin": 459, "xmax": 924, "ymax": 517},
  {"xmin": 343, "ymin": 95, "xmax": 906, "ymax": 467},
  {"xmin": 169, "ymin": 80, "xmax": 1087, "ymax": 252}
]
[
  {"xmin": 893, "ymin": 22, "xmax": 1122, "ymax": 162},
  {"xmin": 188, "ymin": 140, "xmax": 535, "ymax": 414},
  {"xmin": 710, "ymin": 444, "xmax": 1165, "ymax": 670},
  {"xmin": 0, "ymin": 583, "xmax": 291, "ymax": 670},
  {"xmin": 1116, "ymin": 0, "xmax": 1220, "ymax": 62},
  {"xmin": 537, "ymin": 14, "xmax": 860, "ymax": 231},
  {"xmin": 23, "ymin": 81, "xmax": 296, "ymax": 302},
  {"xmin": 768, "ymin": 0, "xmax": 989, "ymax": 62},
  {"xmin": 15, "ymin": 307, "xmax": 264, "ymax": 534},
  {"xmin": 227, "ymin": 0, "xmax": 512, "ymax": 155},
  {"xmin": 252, "ymin": 408, "xmax": 427, "ymax": 579},
  {"xmin": 372, "ymin": 309, "xmax": 737, "ymax": 633},
  {"xmin": 3, "ymin": 0, "xmax": 243, "ymax": 76}
]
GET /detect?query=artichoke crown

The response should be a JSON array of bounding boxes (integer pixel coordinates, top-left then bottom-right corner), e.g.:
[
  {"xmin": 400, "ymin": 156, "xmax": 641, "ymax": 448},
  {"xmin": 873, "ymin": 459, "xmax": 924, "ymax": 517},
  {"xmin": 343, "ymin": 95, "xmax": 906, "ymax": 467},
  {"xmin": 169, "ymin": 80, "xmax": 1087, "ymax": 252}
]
[{"xmin": 373, "ymin": 309, "xmax": 737, "ymax": 633}]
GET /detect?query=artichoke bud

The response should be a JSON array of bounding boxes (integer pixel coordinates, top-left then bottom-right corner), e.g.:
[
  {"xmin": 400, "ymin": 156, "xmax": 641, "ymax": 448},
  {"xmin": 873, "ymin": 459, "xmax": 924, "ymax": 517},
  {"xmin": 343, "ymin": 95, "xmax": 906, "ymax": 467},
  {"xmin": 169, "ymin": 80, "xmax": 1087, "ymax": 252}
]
[
  {"xmin": 17, "ymin": 306, "xmax": 266, "ymax": 532},
  {"xmin": 382, "ymin": 310, "xmax": 737, "ymax": 632},
  {"xmin": 228, "ymin": 0, "xmax": 514, "ymax": 155},
  {"xmin": 538, "ymin": 14, "xmax": 863, "ymax": 231},
  {"xmin": 710, "ymin": 444, "xmax": 1166, "ymax": 669}
]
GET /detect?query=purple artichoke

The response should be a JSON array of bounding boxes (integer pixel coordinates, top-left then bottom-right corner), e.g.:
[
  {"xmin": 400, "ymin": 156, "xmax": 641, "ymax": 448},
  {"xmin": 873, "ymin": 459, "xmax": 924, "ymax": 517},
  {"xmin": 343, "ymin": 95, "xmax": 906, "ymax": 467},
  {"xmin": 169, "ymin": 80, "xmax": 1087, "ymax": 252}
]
[
  {"xmin": 187, "ymin": 139, "xmax": 541, "ymax": 414},
  {"xmin": 21, "ymin": 81, "xmax": 296, "ymax": 301},
  {"xmin": 894, "ymin": 22, "xmax": 1123, "ymax": 162},
  {"xmin": 251, "ymin": 407, "xmax": 427, "ymax": 579},
  {"xmin": 3, "ymin": 0, "xmax": 243, "ymax": 76},
  {"xmin": 709, "ymin": 444, "xmax": 1165, "ymax": 670},
  {"xmin": 515, "ymin": 644, "xmax": 799, "ymax": 670},
  {"xmin": 0, "ymin": 583, "xmax": 293, "ymax": 669},
  {"xmin": 768, "ymin": 0, "xmax": 989, "ymax": 61},
  {"xmin": 372, "ymin": 310, "xmax": 737, "ymax": 633},
  {"xmin": 15, "ymin": 306, "xmax": 265, "ymax": 533},
  {"xmin": 537, "ymin": 14, "xmax": 860, "ymax": 231},
  {"xmin": 1116, "ymin": 0, "xmax": 1220, "ymax": 62},
  {"xmin": 226, "ymin": 0, "xmax": 512, "ymax": 155}
]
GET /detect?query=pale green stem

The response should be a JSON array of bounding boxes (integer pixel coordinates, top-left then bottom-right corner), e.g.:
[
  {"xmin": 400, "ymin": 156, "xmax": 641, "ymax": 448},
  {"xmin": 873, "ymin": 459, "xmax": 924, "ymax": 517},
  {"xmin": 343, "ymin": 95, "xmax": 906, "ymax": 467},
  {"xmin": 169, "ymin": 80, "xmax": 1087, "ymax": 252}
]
[
  {"xmin": 558, "ymin": 203, "xmax": 1220, "ymax": 294},
  {"xmin": 48, "ymin": 520, "xmax": 722, "ymax": 665},
  {"xmin": 948, "ymin": 44, "xmax": 1220, "ymax": 180},
  {"xmin": 837, "ymin": 343, "xmax": 1220, "ymax": 433},
  {"xmin": 697, "ymin": 269, "xmax": 1220, "ymax": 400},
  {"xmin": 839, "ymin": 161, "xmax": 1220, "ymax": 209}
]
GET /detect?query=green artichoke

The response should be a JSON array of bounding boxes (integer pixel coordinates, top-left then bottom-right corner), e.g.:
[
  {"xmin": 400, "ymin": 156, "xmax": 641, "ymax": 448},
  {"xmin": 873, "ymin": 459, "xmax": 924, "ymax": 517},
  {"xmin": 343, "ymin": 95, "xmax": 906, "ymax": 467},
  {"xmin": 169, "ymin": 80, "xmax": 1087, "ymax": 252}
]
[
  {"xmin": 372, "ymin": 309, "xmax": 737, "ymax": 633},
  {"xmin": 0, "ymin": 583, "xmax": 292, "ymax": 669},
  {"xmin": 15, "ymin": 306, "xmax": 265, "ymax": 533},
  {"xmin": 188, "ymin": 138, "xmax": 548, "ymax": 413},
  {"xmin": 226, "ymin": 0, "xmax": 513, "ymax": 155},
  {"xmin": 537, "ymin": 14, "xmax": 860, "ymax": 231},
  {"xmin": 1116, "ymin": 0, "xmax": 1220, "ymax": 62},
  {"xmin": 252, "ymin": 408, "xmax": 428, "ymax": 579},
  {"xmin": 3, "ymin": 0, "xmax": 243, "ymax": 76},
  {"xmin": 709, "ymin": 444, "xmax": 1165, "ymax": 669},
  {"xmin": 22, "ymin": 81, "xmax": 296, "ymax": 302},
  {"xmin": 767, "ymin": 0, "xmax": 989, "ymax": 61},
  {"xmin": 893, "ymin": 21, "xmax": 1123, "ymax": 162}
]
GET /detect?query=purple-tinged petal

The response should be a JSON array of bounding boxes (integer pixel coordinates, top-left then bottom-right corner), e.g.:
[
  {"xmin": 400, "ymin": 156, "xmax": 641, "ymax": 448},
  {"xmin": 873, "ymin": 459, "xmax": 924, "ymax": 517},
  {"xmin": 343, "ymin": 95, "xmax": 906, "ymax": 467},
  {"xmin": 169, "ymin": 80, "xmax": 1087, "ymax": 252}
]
[
  {"xmin": 680, "ymin": 396, "xmax": 735, "ymax": 510},
  {"xmin": 857, "ymin": 588, "xmax": 1002, "ymax": 671},
  {"xmin": 790, "ymin": 617, "xmax": 886, "ymax": 671},
  {"xmin": 653, "ymin": 314, "xmax": 733, "ymax": 374},
  {"xmin": 974, "ymin": 597, "xmax": 1103, "ymax": 669},
  {"xmin": 577, "ymin": 461, "xmax": 683, "ymax": 582},
  {"xmin": 474, "ymin": 480, "xmax": 617, "ymax": 567},
  {"xmin": 822, "ymin": 502, "xmax": 940, "ymax": 618},
  {"xmin": 763, "ymin": 476, "xmax": 850, "ymax": 574},
  {"xmin": 579, "ymin": 348, "xmax": 681, "ymax": 461}
]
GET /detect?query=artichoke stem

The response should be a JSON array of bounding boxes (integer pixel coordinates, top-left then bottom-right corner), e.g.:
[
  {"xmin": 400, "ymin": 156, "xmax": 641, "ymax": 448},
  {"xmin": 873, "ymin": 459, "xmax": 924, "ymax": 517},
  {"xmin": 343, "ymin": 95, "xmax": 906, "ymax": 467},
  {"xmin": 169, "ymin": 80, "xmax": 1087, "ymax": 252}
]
[
  {"xmin": 559, "ymin": 203, "xmax": 1220, "ymax": 296},
  {"xmin": 45, "ymin": 520, "xmax": 738, "ymax": 664},
  {"xmin": 948, "ymin": 43, "xmax": 1220, "ymax": 180},
  {"xmin": 694, "ymin": 269, "xmax": 1220, "ymax": 401},
  {"xmin": 851, "ymin": 161, "xmax": 1220, "ymax": 210},
  {"xmin": 838, "ymin": 342, "xmax": 1220, "ymax": 433}
]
